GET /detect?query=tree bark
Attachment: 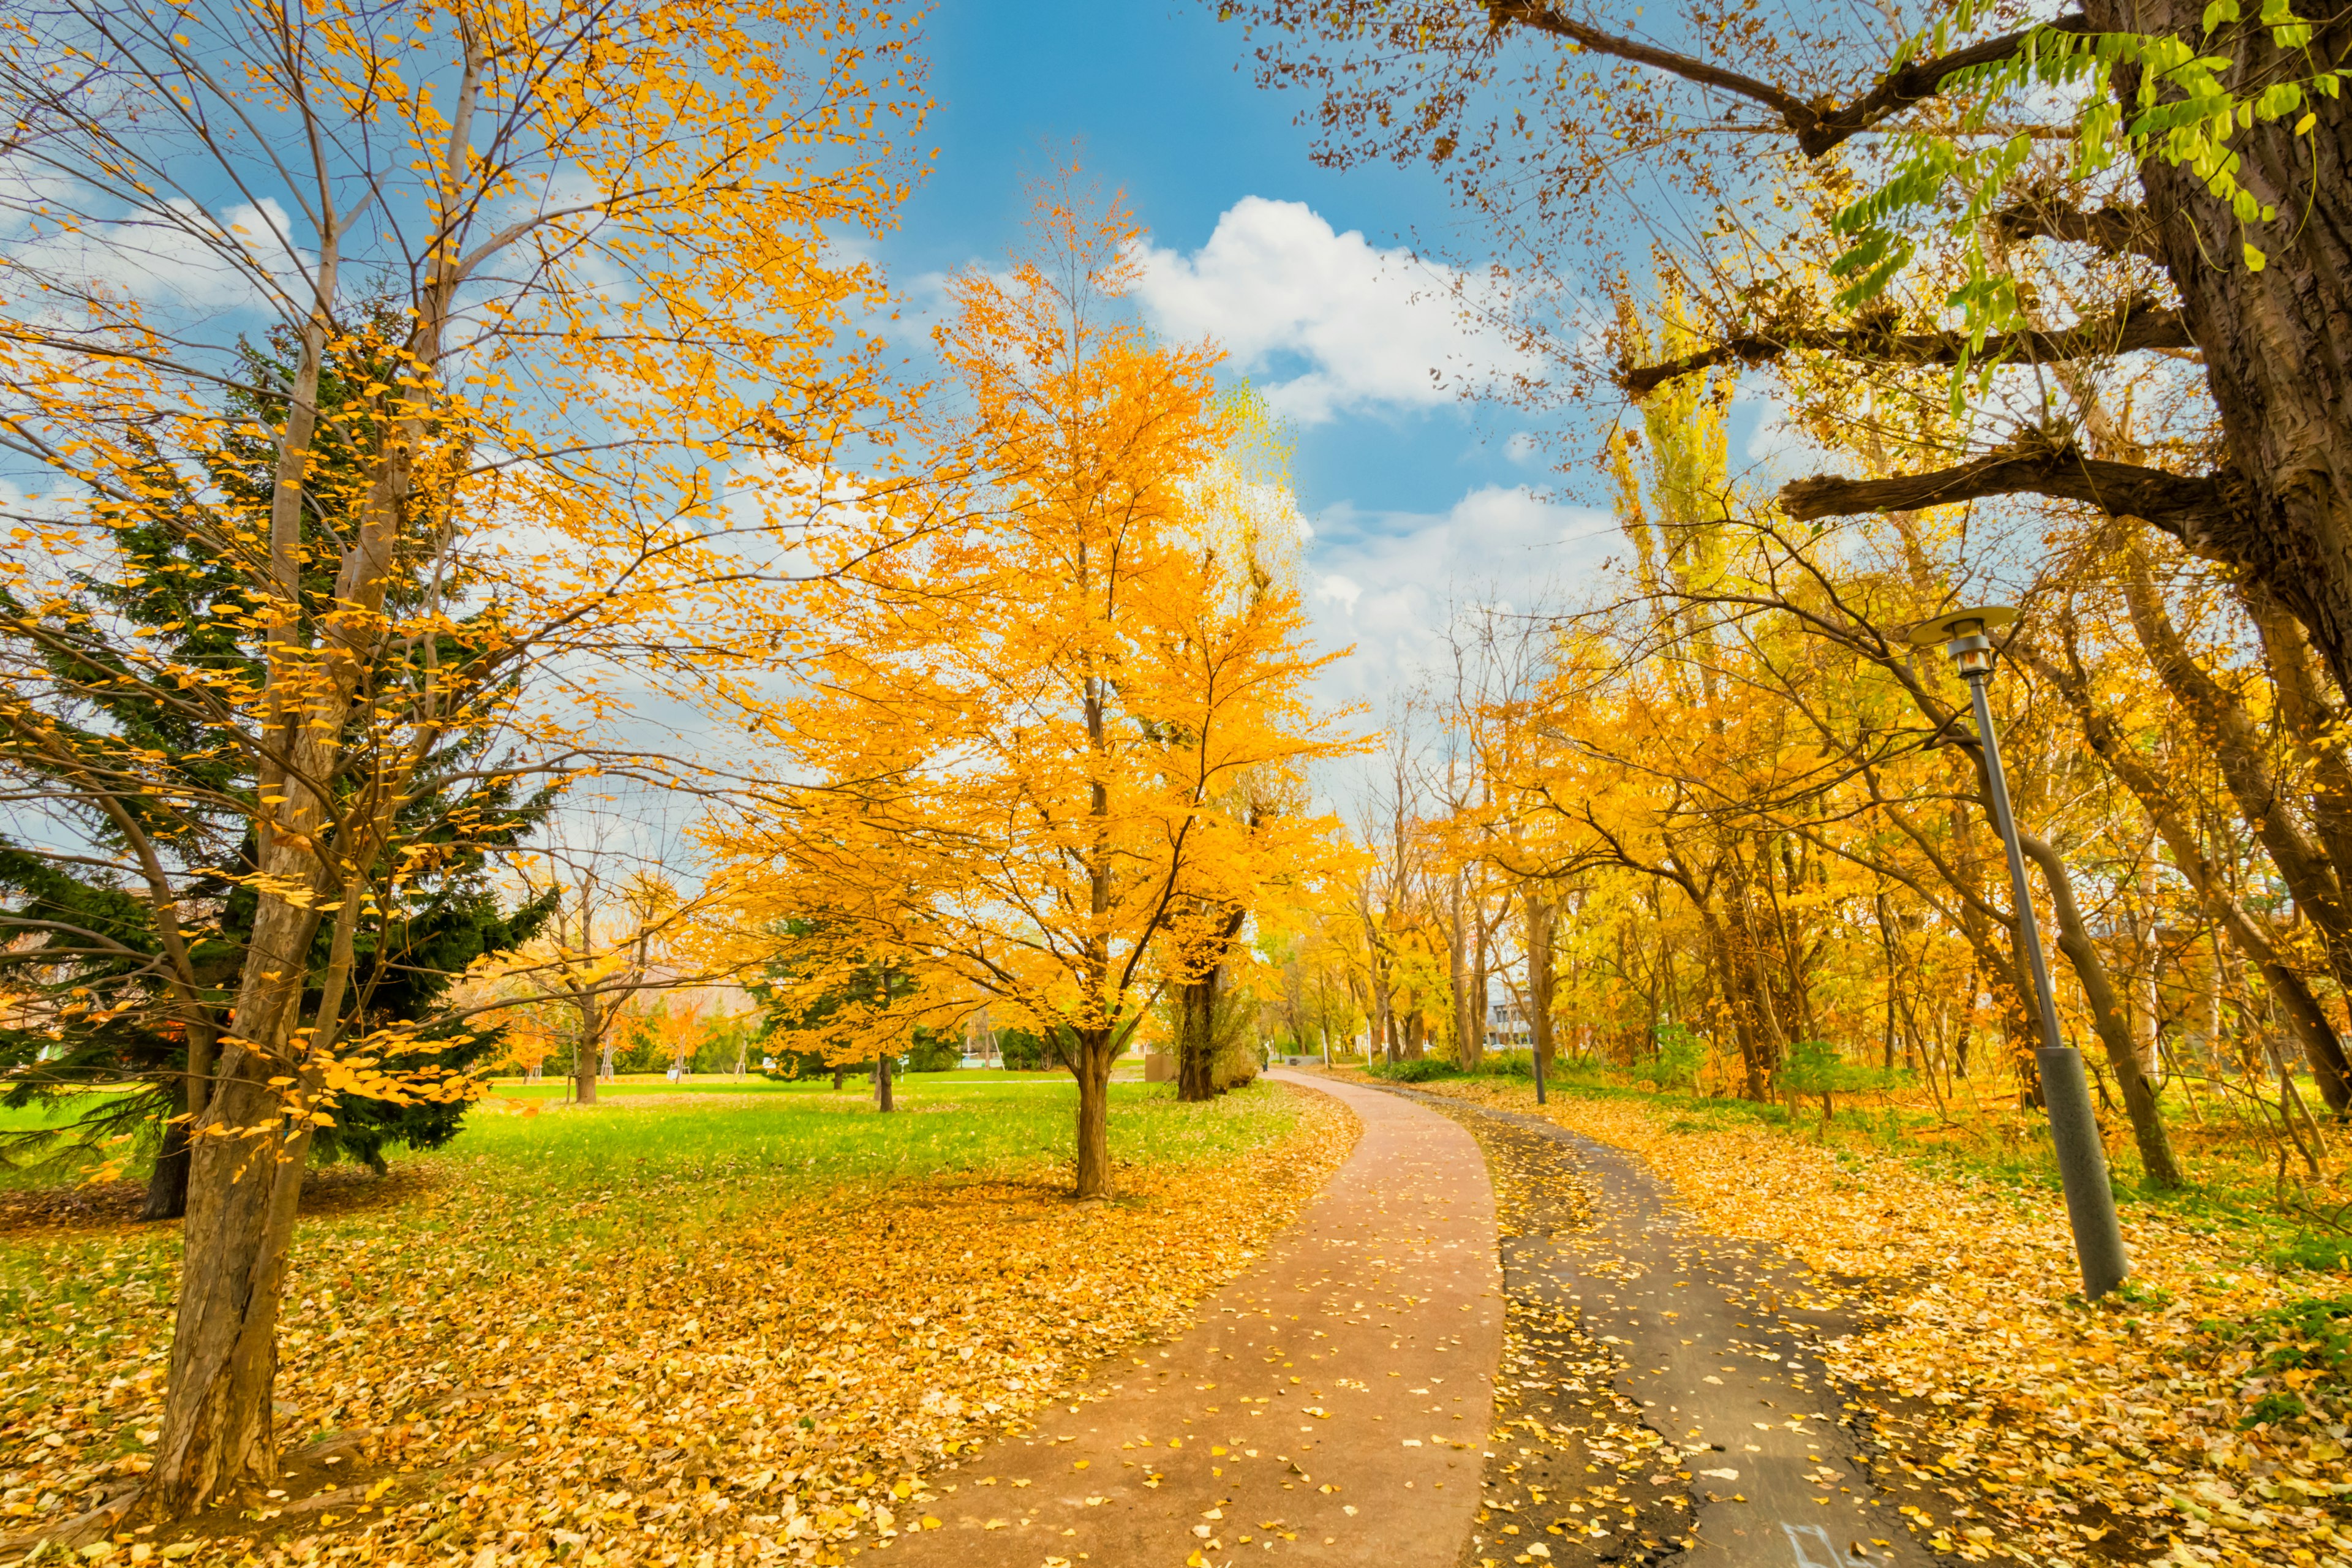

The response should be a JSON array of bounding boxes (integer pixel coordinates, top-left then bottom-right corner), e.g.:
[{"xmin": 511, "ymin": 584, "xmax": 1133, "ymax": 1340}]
[
  {"xmin": 2095, "ymin": 0, "xmax": 2352, "ymax": 696},
  {"xmin": 1177, "ymin": 970, "xmax": 1218, "ymax": 1101},
  {"xmin": 1071, "ymin": 1030, "xmax": 1114, "ymax": 1199},
  {"xmin": 2016, "ymin": 834, "xmax": 2185, "ymax": 1188},
  {"xmin": 875, "ymin": 1052, "xmax": 894, "ymax": 1112},
  {"xmin": 1525, "ymin": 883, "xmax": 1558, "ymax": 1086},
  {"xmin": 573, "ymin": 1019, "xmax": 600, "ymax": 1107},
  {"xmin": 140, "ymin": 1103, "xmax": 191, "ymax": 1223}
]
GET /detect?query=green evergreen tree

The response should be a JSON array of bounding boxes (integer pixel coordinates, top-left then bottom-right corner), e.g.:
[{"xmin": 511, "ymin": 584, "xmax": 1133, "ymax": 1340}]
[{"xmin": 0, "ymin": 314, "xmax": 557, "ymax": 1213}]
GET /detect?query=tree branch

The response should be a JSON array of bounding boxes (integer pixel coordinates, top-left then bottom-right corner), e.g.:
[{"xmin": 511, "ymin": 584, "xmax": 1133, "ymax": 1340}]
[
  {"xmin": 1779, "ymin": 443, "xmax": 2250, "ymax": 549},
  {"xmin": 1621, "ymin": 299, "xmax": 2193, "ymax": 394},
  {"xmin": 1487, "ymin": 1, "xmax": 2089, "ymax": 157},
  {"xmin": 1991, "ymin": 194, "xmax": 2165, "ymax": 262}
]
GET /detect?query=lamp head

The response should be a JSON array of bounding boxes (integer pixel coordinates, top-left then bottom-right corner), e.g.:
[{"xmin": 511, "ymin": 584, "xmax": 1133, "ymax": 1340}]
[{"xmin": 1907, "ymin": 605, "xmax": 2018, "ymax": 677}]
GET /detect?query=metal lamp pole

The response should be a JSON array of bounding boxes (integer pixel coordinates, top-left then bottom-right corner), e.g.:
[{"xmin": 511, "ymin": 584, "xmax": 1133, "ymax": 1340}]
[{"xmin": 1910, "ymin": 608, "xmax": 2130, "ymax": 1300}]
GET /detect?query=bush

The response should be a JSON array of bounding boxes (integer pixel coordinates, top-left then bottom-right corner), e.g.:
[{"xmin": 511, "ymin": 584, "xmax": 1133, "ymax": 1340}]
[
  {"xmin": 903, "ymin": 1029, "xmax": 961, "ymax": 1073},
  {"xmin": 997, "ymin": 1028, "xmax": 1054, "ymax": 1071},
  {"xmin": 1365, "ymin": 1057, "xmax": 1458, "ymax": 1084},
  {"xmin": 1631, "ymin": 1024, "xmax": 1705, "ymax": 1090}
]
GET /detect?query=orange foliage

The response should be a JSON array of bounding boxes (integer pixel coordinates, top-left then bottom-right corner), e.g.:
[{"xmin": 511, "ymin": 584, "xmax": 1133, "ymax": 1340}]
[{"xmin": 704, "ymin": 170, "xmax": 1354, "ymax": 1196}]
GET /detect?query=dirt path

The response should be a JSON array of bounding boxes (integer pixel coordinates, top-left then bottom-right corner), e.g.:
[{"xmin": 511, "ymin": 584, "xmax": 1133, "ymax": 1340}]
[{"xmin": 881, "ymin": 1070, "xmax": 1502, "ymax": 1568}]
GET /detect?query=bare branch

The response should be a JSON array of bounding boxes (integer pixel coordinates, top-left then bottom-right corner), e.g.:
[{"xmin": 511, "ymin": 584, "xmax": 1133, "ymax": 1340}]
[
  {"xmin": 1487, "ymin": 1, "xmax": 2089, "ymax": 157},
  {"xmin": 1778, "ymin": 443, "xmax": 2251, "ymax": 553},
  {"xmin": 1621, "ymin": 299, "xmax": 2193, "ymax": 394}
]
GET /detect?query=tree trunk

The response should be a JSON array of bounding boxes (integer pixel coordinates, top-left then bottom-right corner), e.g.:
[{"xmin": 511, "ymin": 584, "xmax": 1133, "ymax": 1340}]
[
  {"xmin": 2122, "ymin": 552, "xmax": 2352, "ymax": 1003},
  {"xmin": 832, "ymin": 1066, "xmax": 845, "ymax": 1091},
  {"xmin": 1071, "ymin": 1030, "xmax": 1115, "ymax": 1199},
  {"xmin": 135, "ymin": 881, "xmax": 325, "ymax": 1518},
  {"xmin": 1177, "ymin": 970, "xmax": 1218, "ymax": 1102},
  {"xmin": 574, "ymin": 1030, "xmax": 599, "ymax": 1107},
  {"xmin": 1449, "ymin": 872, "xmax": 1474, "ymax": 1067},
  {"xmin": 2018, "ymin": 835, "xmax": 2185, "ymax": 1189},
  {"xmin": 141, "ymin": 1109, "xmax": 192, "ymax": 1224},
  {"xmin": 2083, "ymin": 0, "xmax": 2352, "ymax": 703},
  {"xmin": 2027, "ymin": 635, "xmax": 2352, "ymax": 1113},
  {"xmin": 875, "ymin": 1052, "xmax": 894, "ymax": 1112},
  {"xmin": 1525, "ymin": 884, "xmax": 1557, "ymax": 1087}
]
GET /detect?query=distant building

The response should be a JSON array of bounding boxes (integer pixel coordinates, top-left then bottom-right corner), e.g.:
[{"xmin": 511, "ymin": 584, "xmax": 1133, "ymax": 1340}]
[{"xmin": 1486, "ymin": 1000, "xmax": 1529, "ymax": 1049}]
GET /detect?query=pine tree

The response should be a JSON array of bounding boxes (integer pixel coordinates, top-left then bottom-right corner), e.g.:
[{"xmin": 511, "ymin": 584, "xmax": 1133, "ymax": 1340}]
[{"xmin": 0, "ymin": 317, "xmax": 557, "ymax": 1215}]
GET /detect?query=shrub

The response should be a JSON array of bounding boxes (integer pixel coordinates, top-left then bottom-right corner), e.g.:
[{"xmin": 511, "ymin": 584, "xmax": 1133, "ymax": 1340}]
[
  {"xmin": 1631, "ymin": 1024, "xmax": 1705, "ymax": 1090},
  {"xmin": 997, "ymin": 1028, "xmax": 1054, "ymax": 1071},
  {"xmin": 1366, "ymin": 1057, "xmax": 1457, "ymax": 1084}
]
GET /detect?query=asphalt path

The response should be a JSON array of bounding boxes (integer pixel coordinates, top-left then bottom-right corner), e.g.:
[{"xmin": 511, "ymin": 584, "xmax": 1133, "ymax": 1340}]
[{"xmin": 1371, "ymin": 1086, "xmax": 1945, "ymax": 1568}]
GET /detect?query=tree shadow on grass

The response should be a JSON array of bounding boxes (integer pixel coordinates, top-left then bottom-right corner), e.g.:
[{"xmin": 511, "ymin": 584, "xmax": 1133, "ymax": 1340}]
[{"xmin": 0, "ymin": 1163, "xmax": 432, "ymax": 1238}]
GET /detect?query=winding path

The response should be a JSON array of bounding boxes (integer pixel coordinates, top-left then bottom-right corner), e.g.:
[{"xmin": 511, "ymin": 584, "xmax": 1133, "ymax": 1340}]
[
  {"xmin": 886, "ymin": 1074, "xmax": 1943, "ymax": 1568},
  {"xmin": 883, "ymin": 1069, "xmax": 1502, "ymax": 1567}
]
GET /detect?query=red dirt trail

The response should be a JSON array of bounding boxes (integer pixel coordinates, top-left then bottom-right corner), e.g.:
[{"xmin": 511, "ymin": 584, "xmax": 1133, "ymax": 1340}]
[{"xmin": 880, "ymin": 1069, "xmax": 1503, "ymax": 1568}]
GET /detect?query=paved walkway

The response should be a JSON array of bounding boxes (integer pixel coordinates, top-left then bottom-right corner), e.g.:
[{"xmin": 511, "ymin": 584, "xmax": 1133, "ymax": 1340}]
[
  {"xmin": 884, "ymin": 1070, "xmax": 1501, "ymax": 1568},
  {"xmin": 1387, "ymin": 1090, "xmax": 1940, "ymax": 1568}
]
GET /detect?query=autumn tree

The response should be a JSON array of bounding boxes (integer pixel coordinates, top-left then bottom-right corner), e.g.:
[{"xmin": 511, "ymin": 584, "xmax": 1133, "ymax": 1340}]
[
  {"xmin": 0, "ymin": 322, "xmax": 559, "ymax": 1217},
  {"xmin": 705, "ymin": 172, "xmax": 1349, "ymax": 1198},
  {"xmin": 505, "ymin": 839, "xmax": 695, "ymax": 1104},
  {"xmin": 1222, "ymin": 0, "xmax": 2352, "ymax": 709},
  {"xmin": 0, "ymin": 0, "xmax": 925, "ymax": 1524}
]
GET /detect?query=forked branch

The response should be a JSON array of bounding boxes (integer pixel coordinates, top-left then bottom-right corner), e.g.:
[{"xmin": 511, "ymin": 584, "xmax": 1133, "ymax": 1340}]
[{"xmin": 1486, "ymin": 0, "xmax": 2089, "ymax": 157}]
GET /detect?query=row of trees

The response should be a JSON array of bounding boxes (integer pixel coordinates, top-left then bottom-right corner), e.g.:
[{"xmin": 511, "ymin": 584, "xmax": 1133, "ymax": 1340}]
[
  {"xmin": 0, "ymin": 5, "xmax": 1348, "ymax": 1536},
  {"xmin": 1216, "ymin": 0, "xmax": 2352, "ymax": 1193}
]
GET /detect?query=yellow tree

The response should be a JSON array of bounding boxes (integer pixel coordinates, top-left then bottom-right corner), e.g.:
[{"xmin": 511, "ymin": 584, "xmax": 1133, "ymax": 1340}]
[
  {"xmin": 0, "ymin": 0, "xmax": 924, "ymax": 1521},
  {"xmin": 706, "ymin": 173, "xmax": 1348, "ymax": 1197}
]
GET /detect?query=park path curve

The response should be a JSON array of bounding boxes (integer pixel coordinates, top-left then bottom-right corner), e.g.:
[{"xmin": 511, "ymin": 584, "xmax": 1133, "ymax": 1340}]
[{"xmin": 882, "ymin": 1068, "xmax": 1501, "ymax": 1568}]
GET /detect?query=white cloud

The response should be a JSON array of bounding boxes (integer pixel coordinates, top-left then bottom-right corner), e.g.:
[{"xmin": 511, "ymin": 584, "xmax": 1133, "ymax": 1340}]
[
  {"xmin": 1303, "ymin": 483, "xmax": 1614, "ymax": 707},
  {"xmin": 2, "ymin": 190, "xmax": 317, "ymax": 317},
  {"xmin": 1740, "ymin": 383, "xmax": 1838, "ymax": 477},
  {"xmin": 1133, "ymin": 197, "xmax": 1536, "ymax": 424}
]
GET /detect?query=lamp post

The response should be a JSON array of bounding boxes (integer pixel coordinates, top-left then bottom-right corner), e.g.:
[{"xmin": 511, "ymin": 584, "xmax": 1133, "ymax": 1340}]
[{"xmin": 1909, "ymin": 606, "xmax": 2130, "ymax": 1300}]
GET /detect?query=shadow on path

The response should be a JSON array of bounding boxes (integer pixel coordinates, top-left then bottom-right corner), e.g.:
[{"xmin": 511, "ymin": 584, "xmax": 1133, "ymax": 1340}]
[{"xmin": 1366, "ymin": 1086, "xmax": 1949, "ymax": 1568}]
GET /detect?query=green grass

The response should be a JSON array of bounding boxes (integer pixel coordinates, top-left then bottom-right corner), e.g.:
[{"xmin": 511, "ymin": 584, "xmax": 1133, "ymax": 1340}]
[
  {"xmin": 439, "ymin": 1074, "xmax": 1301, "ymax": 1215},
  {"xmin": 0, "ymin": 1076, "xmax": 1312, "ymax": 1371}
]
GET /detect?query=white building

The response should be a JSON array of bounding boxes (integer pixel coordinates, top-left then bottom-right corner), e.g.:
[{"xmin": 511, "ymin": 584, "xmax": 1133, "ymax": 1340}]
[{"xmin": 1485, "ymin": 1000, "xmax": 1529, "ymax": 1049}]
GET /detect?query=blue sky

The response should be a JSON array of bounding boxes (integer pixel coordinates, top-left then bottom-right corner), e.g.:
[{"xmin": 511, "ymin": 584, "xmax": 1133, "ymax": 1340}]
[{"xmin": 889, "ymin": 0, "xmax": 1627, "ymax": 706}]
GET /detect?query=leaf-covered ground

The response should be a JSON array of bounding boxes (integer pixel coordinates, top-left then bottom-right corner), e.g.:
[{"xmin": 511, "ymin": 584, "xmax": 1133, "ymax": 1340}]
[
  {"xmin": 0, "ymin": 1075, "xmax": 1357, "ymax": 1566},
  {"xmin": 1379, "ymin": 1075, "xmax": 2351, "ymax": 1568}
]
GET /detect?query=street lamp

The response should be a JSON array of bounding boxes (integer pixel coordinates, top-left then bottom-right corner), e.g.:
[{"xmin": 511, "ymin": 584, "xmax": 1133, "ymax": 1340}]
[{"xmin": 1908, "ymin": 606, "xmax": 2130, "ymax": 1300}]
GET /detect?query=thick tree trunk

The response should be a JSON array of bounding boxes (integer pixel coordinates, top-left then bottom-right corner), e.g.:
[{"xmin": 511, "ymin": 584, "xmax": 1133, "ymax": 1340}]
[
  {"xmin": 2018, "ymin": 835, "xmax": 2185, "ymax": 1189},
  {"xmin": 141, "ymin": 1082, "xmax": 192, "ymax": 1223},
  {"xmin": 2086, "ymin": 0, "xmax": 2352, "ymax": 699},
  {"xmin": 1071, "ymin": 1030, "xmax": 1114, "ymax": 1199},
  {"xmin": 832, "ymin": 1066, "xmax": 845, "ymax": 1090},
  {"xmin": 573, "ymin": 1031, "xmax": 599, "ymax": 1106},
  {"xmin": 135, "ymin": 882, "xmax": 324, "ymax": 1520},
  {"xmin": 875, "ymin": 1052, "xmax": 894, "ymax": 1112},
  {"xmin": 1177, "ymin": 971, "xmax": 1218, "ymax": 1102}
]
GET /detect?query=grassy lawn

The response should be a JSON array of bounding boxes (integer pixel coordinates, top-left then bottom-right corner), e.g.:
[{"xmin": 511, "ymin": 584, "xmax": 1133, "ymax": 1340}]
[{"xmin": 0, "ymin": 1073, "xmax": 1354, "ymax": 1562}]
